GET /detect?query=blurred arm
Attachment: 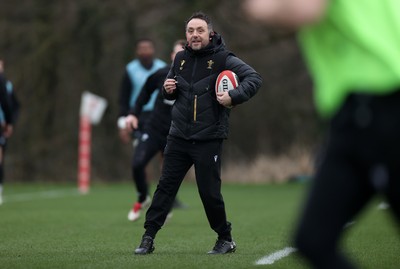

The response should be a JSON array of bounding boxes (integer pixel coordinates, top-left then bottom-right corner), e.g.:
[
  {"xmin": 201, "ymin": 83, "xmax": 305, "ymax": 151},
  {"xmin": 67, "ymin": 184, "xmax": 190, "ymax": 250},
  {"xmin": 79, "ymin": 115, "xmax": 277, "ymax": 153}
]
[
  {"xmin": 118, "ymin": 71, "xmax": 132, "ymax": 117},
  {"xmin": 162, "ymin": 64, "xmax": 178, "ymax": 100},
  {"xmin": 243, "ymin": 0, "xmax": 328, "ymax": 28},
  {"xmin": 117, "ymin": 71, "xmax": 133, "ymax": 143}
]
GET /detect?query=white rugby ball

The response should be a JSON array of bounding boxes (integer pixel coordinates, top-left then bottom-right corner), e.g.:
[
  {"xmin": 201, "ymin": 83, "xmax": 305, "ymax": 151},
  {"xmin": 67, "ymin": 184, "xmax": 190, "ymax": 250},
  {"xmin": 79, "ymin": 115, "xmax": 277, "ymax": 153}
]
[{"xmin": 215, "ymin": 70, "xmax": 239, "ymax": 94}]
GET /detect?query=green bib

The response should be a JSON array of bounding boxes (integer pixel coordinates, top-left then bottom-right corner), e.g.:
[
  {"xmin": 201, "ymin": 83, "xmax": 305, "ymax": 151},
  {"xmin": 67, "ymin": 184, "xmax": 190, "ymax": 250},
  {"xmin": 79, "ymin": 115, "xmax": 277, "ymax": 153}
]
[{"xmin": 299, "ymin": 0, "xmax": 400, "ymax": 118}]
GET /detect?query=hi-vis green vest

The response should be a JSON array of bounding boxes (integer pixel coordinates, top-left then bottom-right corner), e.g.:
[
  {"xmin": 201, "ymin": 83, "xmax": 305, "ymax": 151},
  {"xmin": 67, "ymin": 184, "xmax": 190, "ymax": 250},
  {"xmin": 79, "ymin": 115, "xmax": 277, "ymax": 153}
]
[{"xmin": 299, "ymin": 0, "xmax": 400, "ymax": 119}]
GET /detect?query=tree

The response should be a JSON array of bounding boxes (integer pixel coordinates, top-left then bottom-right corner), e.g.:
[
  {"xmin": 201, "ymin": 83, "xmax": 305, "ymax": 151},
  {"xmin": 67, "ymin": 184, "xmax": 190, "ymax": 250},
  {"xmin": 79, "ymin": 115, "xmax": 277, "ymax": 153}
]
[{"xmin": 0, "ymin": 0, "xmax": 319, "ymax": 182}]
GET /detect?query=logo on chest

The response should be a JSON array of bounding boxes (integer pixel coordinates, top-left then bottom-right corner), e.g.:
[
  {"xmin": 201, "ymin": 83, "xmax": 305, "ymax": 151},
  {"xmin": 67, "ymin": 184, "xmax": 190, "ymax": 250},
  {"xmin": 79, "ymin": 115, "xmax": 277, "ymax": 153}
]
[
  {"xmin": 207, "ymin": 60, "xmax": 214, "ymax": 70},
  {"xmin": 180, "ymin": 60, "xmax": 185, "ymax": 70}
]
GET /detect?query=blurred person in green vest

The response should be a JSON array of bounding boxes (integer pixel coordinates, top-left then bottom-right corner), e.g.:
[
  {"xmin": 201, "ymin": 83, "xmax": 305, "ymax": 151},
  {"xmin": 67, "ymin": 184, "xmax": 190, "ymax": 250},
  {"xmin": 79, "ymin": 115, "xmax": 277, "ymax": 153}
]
[{"xmin": 244, "ymin": 1, "xmax": 400, "ymax": 268}]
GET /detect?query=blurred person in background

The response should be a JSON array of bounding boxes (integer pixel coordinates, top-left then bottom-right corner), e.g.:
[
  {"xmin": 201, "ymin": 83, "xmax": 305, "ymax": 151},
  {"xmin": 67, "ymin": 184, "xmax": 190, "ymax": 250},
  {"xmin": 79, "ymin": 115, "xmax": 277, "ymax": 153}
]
[
  {"xmin": 117, "ymin": 38, "xmax": 166, "ymax": 215},
  {"xmin": 118, "ymin": 39, "xmax": 166, "ymax": 144},
  {"xmin": 124, "ymin": 40, "xmax": 187, "ymax": 222},
  {"xmin": 0, "ymin": 58, "xmax": 19, "ymax": 205},
  {"xmin": 244, "ymin": 0, "xmax": 400, "ymax": 268}
]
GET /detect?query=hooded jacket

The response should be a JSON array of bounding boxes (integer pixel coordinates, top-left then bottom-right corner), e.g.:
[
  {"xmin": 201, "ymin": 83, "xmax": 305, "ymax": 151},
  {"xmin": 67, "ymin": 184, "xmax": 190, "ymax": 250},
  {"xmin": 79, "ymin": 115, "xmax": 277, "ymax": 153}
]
[{"xmin": 163, "ymin": 33, "xmax": 262, "ymax": 141}]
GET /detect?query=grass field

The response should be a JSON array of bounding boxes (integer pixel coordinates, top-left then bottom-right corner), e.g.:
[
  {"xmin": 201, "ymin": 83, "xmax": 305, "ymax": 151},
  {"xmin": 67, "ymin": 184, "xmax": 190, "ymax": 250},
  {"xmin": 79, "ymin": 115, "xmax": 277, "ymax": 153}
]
[{"xmin": 0, "ymin": 182, "xmax": 399, "ymax": 269}]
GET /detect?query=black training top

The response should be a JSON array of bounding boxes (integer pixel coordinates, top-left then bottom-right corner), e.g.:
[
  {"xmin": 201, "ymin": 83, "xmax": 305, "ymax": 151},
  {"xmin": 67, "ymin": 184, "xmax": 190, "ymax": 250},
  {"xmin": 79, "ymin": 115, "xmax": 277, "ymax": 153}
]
[{"xmin": 163, "ymin": 33, "xmax": 262, "ymax": 141}]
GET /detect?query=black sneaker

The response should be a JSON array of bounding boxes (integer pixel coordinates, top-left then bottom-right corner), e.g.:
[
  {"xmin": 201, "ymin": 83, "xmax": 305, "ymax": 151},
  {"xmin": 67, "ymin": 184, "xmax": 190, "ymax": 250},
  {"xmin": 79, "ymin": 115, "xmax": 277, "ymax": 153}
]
[
  {"xmin": 207, "ymin": 239, "xmax": 236, "ymax": 254},
  {"xmin": 134, "ymin": 235, "xmax": 155, "ymax": 255}
]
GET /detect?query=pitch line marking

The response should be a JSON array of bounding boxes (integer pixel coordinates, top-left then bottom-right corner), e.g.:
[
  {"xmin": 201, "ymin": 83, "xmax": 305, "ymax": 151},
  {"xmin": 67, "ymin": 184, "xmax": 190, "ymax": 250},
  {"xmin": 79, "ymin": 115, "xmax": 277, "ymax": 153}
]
[
  {"xmin": 4, "ymin": 189, "xmax": 80, "ymax": 203},
  {"xmin": 255, "ymin": 247, "xmax": 297, "ymax": 265}
]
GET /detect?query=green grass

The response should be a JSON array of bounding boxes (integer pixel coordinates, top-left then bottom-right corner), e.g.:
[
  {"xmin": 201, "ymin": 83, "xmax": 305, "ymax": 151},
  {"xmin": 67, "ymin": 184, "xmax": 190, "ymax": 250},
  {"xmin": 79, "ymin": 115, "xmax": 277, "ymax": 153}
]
[{"xmin": 0, "ymin": 182, "xmax": 399, "ymax": 268}]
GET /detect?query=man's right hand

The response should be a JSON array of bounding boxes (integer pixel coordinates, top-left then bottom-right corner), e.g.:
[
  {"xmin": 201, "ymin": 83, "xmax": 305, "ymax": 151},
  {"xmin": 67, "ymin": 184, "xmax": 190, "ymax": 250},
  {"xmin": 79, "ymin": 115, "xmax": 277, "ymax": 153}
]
[
  {"xmin": 163, "ymin": 78, "xmax": 177, "ymax": 94},
  {"xmin": 117, "ymin": 116, "xmax": 134, "ymax": 144},
  {"xmin": 125, "ymin": 115, "xmax": 139, "ymax": 132}
]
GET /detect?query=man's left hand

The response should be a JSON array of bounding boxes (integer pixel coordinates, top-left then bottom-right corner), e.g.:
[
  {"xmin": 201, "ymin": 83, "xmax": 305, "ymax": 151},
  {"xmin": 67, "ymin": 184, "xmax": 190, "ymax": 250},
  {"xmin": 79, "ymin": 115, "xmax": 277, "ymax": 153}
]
[{"xmin": 216, "ymin": 92, "xmax": 233, "ymax": 108}]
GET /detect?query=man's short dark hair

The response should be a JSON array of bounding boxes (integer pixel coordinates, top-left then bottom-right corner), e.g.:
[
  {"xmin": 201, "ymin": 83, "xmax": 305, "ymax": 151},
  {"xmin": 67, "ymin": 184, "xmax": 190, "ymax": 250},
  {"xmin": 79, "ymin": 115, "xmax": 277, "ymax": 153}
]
[{"xmin": 185, "ymin": 11, "xmax": 213, "ymax": 32}]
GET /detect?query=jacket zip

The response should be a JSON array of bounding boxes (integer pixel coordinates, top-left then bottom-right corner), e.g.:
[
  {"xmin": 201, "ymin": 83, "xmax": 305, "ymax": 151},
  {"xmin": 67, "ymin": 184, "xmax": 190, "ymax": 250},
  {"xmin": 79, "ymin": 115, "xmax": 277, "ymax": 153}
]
[
  {"xmin": 188, "ymin": 58, "xmax": 198, "ymax": 130},
  {"xmin": 193, "ymin": 95, "xmax": 197, "ymax": 122}
]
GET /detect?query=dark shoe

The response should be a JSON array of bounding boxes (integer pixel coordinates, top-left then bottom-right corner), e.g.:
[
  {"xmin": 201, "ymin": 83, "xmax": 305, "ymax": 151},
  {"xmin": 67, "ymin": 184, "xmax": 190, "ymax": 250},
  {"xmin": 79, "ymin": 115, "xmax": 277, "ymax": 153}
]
[
  {"xmin": 134, "ymin": 236, "xmax": 155, "ymax": 255},
  {"xmin": 207, "ymin": 239, "xmax": 236, "ymax": 254}
]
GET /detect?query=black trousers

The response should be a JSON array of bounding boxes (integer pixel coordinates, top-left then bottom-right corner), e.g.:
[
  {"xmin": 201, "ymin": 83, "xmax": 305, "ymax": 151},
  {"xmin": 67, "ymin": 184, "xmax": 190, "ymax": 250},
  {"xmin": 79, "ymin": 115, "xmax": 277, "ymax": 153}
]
[
  {"xmin": 132, "ymin": 127, "xmax": 167, "ymax": 203},
  {"xmin": 294, "ymin": 91, "xmax": 400, "ymax": 269},
  {"xmin": 144, "ymin": 136, "xmax": 232, "ymax": 240}
]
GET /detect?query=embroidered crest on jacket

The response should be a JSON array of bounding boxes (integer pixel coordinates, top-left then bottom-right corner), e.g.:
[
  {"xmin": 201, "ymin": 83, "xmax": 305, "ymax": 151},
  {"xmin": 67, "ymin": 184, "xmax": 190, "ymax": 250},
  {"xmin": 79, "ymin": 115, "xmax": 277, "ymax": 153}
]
[
  {"xmin": 180, "ymin": 60, "xmax": 185, "ymax": 70},
  {"xmin": 207, "ymin": 60, "xmax": 214, "ymax": 70}
]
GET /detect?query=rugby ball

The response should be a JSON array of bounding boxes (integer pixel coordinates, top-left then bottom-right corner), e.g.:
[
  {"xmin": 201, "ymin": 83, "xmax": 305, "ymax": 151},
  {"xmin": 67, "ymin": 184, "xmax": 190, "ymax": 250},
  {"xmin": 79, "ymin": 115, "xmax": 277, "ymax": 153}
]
[{"xmin": 215, "ymin": 70, "xmax": 239, "ymax": 94}]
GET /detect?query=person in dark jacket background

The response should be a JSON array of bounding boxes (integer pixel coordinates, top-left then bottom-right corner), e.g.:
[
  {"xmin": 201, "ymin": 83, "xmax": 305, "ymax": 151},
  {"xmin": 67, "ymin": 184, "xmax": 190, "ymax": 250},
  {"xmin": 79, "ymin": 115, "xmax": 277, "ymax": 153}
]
[
  {"xmin": 117, "ymin": 38, "xmax": 166, "ymax": 218},
  {"xmin": 124, "ymin": 40, "xmax": 186, "ymax": 222},
  {"xmin": 0, "ymin": 58, "xmax": 17, "ymax": 205},
  {"xmin": 134, "ymin": 11, "xmax": 262, "ymax": 255}
]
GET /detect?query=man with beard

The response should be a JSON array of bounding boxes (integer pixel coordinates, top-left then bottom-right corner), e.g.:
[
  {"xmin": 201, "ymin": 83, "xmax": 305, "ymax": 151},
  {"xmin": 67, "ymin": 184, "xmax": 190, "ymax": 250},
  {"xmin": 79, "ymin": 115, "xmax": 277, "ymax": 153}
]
[{"xmin": 134, "ymin": 12, "xmax": 262, "ymax": 255}]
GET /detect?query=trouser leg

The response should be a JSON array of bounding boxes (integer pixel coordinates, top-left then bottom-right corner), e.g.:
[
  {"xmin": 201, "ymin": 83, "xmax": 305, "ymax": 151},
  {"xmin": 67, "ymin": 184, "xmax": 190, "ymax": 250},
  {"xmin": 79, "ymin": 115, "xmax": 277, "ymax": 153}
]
[
  {"xmin": 192, "ymin": 140, "xmax": 232, "ymax": 240},
  {"xmin": 132, "ymin": 133, "xmax": 160, "ymax": 203},
  {"xmin": 294, "ymin": 115, "xmax": 375, "ymax": 269},
  {"xmin": 383, "ymin": 165, "xmax": 400, "ymax": 234},
  {"xmin": 144, "ymin": 137, "xmax": 192, "ymax": 238},
  {"xmin": 294, "ymin": 155, "xmax": 374, "ymax": 268},
  {"xmin": 296, "ymin": 91, "xmax": 400, "ymax": 268}
]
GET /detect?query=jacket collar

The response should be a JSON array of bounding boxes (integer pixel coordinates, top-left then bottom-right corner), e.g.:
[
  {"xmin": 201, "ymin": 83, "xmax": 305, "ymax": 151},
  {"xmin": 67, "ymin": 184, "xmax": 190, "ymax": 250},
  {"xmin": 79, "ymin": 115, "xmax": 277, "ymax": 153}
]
[{"xmin": 185, "ymin": 32, "xmax": 226, "ymax": 56}]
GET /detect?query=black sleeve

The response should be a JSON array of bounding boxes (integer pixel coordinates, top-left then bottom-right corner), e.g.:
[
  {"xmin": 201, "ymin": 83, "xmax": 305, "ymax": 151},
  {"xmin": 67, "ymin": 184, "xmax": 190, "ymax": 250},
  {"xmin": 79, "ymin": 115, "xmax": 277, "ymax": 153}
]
[
  {"xmin": 118, "ymin": 71, "xmax": 132, "ymax": 117},
  {"xmin": 225, "ymin": 55, "xmax": 263, "ymax": 106},
  {"xmin": 129, "ymin": 68, "xmax": 165, "ymax": 116},
  {"xmin": 0, "ymin": 75, "xmax": 12, "ymax": 124},
  {"xmin": 162, "ymin": 62, "xmax": 178, "ymax": 101}
]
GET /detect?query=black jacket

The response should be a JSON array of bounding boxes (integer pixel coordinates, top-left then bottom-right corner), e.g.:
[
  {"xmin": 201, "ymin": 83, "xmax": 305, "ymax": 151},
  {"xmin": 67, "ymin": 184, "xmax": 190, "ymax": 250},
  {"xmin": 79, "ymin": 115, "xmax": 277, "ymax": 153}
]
[{"xmin": 163, "ymin": 33, "xmax": 262, "ymax": 141}]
